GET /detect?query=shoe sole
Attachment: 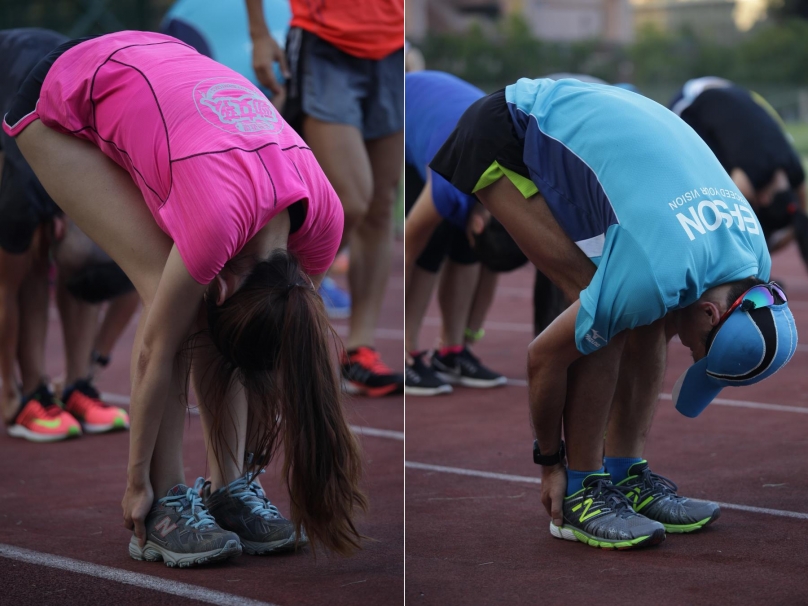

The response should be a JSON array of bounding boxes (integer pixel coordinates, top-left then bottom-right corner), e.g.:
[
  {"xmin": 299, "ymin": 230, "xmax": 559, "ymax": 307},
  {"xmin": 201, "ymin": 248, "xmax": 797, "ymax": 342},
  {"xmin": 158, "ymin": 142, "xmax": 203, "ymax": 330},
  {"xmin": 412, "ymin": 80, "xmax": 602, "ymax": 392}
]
[
  {"xmin": 549, "ymin": 521, "xmax": 666, "ymax": 550},
  {"xmin": 7, "ymin": 425, "xmax": 81, "ymax": 442},
  {"xmin": 434, "ymin": 371, "xmax": 507, "ymax": 389},
  {"xmin": 80, "ymin": 417, "xmax": 130, "ymax": 434},
  {"xmin": 242, "ymin": 534, "xmax": 308, "ymax": 555},
  {"xmin": 129, "ymin": 537, "xmax": 242, "ymax": 568},
  {"xmin": 343, "ymin": 380, "xmax": 402, "ymax": 397},
  {"xmin": 663, "ymin": 507, "xmax": 721, "ymax": 533},
  {"xmin": 404, "ymin": 384, "xmax": 453, "ymax": 396}
]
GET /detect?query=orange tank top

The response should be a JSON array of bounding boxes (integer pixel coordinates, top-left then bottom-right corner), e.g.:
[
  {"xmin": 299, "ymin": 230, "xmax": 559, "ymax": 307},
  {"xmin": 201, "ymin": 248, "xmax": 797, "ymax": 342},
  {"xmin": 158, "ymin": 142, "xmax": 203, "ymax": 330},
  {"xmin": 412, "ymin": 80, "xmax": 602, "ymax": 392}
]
[{"xmin": 290, "ymin": 0, "xmax": 403, "ymax": 60}]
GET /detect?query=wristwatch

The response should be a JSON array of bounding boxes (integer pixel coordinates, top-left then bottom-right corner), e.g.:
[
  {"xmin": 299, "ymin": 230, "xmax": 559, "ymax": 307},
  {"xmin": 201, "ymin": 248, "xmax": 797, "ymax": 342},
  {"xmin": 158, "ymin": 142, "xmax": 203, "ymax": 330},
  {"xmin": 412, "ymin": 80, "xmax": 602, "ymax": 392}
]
[{"xmin": 533, "ymin": 439, "xmax": 566, "ymax": 466}]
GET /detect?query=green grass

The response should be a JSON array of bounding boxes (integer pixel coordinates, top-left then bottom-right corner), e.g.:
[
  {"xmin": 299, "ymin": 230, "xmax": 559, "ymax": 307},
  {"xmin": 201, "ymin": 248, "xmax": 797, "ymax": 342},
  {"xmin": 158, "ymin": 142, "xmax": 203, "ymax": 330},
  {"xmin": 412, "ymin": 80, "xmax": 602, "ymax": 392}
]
[{"xmin": 784, "ymin": 122, "xmax": 808, "ymax": 160}]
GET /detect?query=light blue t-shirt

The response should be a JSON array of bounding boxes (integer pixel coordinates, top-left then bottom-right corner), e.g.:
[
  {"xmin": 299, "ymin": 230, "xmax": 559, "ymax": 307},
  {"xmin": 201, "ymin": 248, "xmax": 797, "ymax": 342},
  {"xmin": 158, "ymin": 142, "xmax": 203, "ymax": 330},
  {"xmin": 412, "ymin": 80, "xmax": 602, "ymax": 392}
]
[{"xmin": 505, "ymin": 78, "xmax": 771, "ymax": 354}]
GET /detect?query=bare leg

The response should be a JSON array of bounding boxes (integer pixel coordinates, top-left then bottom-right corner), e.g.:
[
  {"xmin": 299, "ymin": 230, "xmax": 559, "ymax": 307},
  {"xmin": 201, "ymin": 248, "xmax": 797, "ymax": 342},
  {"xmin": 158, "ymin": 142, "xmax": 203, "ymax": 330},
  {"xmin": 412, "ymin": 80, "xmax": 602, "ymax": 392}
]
[
  {"xmin": 405, "ymin": 266, "xmax": 439, "ymax": 353},
  {"xmin": 56, "ymin": 278, "xmax": 100, "ymax": 385},
  {"xmin": 303, "ymin": 119, "xmax": 372, "ymax": 247},
  {"xmin": 94, "ymin": 291, "xmax": 140, "ymax": 359},
  {"xmin": 15, "ymin": 226, "xmax": 51, "ymax": 394},
  {"xmin": 17, "ymin": 120, "xmax": 184, "ymax": 497},
  {"xmin": 605, "ymin": 320, "xmax": 667, "ymax": 458},
  {"xmin": 562, "ymin": 334, "xmax": 626, "ymax": 470},
  {"xmin": 437, "ymin": 261, "xmax": 479, "ymax": 347},
  {"xmin": 0, "ymin": 248, "xmax": 33, "ymax": 420},
  {"xmin": 347, "ymin": 132, "xmax": 403, "ymax": 349},
  {"xmin": 192, "ymin": 330, "xmax": 248, "ymax": 492},
  {"xmin": 465, "ymin": 266, "xmax": 498, "ymax": 340}
]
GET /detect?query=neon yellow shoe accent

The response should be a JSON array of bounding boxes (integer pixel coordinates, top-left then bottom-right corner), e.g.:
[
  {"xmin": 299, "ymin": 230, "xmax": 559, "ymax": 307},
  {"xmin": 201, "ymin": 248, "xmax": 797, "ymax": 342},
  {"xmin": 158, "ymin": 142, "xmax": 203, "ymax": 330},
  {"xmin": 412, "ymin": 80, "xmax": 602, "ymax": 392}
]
[
  {"xmin": 68, "ymin": 425, "xmax": 81, "ymax": 437},
  {"xmin": 113, "ymin": 415, "xmax": 126, "ymax": 428},
  {"xmin": 663, "ymin": 517, "xmax": 714, "ymax": 533},
  {"xmin": 33, "ymin": 418, "xmax": 62, "ymax": 429},
  {"xmin": 635, "ymin": 495, "xmax": 655, "ymax": 513},
  {"xmin": 571, "ymin": 529, "xmax": 653, "ymax": 550},
  {"xmin": 571, "ymin": 499, "xmax": 602, "ymax": 523},
  {"xmin": 473, "ymin": 160, "xmax": 539, "ymax": 198}
]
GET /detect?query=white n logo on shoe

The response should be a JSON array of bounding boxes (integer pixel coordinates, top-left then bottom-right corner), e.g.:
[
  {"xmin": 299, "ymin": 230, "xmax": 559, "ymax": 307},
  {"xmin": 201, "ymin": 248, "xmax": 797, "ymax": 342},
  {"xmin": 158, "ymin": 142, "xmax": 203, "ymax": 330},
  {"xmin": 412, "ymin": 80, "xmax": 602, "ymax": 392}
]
[{"xmin": 154, "ymin": 516, "xmax": 178, "ymax": 537}]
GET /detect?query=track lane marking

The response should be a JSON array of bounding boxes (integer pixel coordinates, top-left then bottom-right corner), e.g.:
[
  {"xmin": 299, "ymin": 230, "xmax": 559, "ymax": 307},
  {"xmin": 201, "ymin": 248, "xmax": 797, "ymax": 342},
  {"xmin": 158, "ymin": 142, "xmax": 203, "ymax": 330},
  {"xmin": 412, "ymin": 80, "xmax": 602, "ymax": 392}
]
[
  {"xmin": 99, "ymin": 392, "xmax": 404, "ymax": 440},
  {"xmin": 405, "ymin": 462, "xmax": 808, "ymax": 520},
  {"xmin": 0, "ymin": 544, "xmax": 276, "ymax": 606},
  {"xmin": 503, "ymin": 379, "xmax": 808, "ymax": 414}
]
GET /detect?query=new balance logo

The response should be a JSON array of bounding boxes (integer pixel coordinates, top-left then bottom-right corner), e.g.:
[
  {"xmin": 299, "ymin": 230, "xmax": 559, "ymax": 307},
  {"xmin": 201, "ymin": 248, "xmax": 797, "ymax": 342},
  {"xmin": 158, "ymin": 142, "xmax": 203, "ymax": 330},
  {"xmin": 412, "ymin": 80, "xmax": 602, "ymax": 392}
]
[
  {"xmin": 154, "ymin": 516, "xmax": 178, "ymax": 538},
  {"xmin": 571, "ymin": 498, "xmax": 602, "ymax": 523}
]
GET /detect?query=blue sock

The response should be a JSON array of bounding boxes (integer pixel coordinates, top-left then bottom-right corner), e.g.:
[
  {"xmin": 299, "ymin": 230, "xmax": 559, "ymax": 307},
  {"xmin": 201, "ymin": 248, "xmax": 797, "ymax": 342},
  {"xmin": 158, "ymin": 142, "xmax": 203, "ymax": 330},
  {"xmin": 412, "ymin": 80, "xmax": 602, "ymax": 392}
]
[
  {"xmin": 566, "ymin": 467, "xmax": 605, "ymax": 497},
  {"xmin": 604, "ymin": 457, "xmax": 644, "ymax": 484}
]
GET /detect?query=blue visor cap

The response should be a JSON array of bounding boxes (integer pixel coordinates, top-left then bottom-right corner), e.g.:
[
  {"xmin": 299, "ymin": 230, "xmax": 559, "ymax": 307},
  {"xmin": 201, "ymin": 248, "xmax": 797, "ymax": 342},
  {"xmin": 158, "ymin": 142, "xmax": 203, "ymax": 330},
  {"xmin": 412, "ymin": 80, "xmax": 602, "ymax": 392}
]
[{"xmin": 673, "ymin": 302, "xmax": 798, "ymax": 418}]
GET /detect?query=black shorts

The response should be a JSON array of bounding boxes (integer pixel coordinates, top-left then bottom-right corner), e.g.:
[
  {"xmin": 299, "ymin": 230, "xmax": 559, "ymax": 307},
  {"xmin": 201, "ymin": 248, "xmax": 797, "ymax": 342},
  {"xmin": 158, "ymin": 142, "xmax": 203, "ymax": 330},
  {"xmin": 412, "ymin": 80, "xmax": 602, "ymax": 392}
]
[
  {"xmin": 404, "ymin": 163, "xmax": 477, "ymax": 273},
  {"xmin": 0, "ymin": 30, "xmax": 94, "ymax": 254},
  {"xmin": 429, "ymin": 89, "xmax": 530, "ymax": 196},
  {"xmin": 1, "ymin": 32, "xmax": 92, "ymax": 254}
]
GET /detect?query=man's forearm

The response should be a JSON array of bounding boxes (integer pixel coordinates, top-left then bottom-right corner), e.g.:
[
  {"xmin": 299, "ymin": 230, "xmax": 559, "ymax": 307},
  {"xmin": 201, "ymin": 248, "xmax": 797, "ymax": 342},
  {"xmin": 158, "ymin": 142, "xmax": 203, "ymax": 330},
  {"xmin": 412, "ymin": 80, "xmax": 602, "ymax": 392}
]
[{"xmin": 245, "ymin": 0, "xmax": 271, "ymax": 38}]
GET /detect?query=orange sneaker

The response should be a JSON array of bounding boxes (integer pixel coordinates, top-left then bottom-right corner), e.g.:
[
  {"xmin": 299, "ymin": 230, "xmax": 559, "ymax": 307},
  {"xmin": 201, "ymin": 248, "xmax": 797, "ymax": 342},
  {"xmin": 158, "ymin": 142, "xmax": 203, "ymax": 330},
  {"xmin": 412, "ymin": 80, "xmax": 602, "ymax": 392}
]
[
  {"xmin": 341, "ymin": 347, "xmax": 404, "ymax": 397},
  {"xmin": 7, "ymin": 387, "xmax": 82, "ymax": 442},
  {"xmin": 63, "ymin": 380, "xmax": 129, "ymax": 434}
]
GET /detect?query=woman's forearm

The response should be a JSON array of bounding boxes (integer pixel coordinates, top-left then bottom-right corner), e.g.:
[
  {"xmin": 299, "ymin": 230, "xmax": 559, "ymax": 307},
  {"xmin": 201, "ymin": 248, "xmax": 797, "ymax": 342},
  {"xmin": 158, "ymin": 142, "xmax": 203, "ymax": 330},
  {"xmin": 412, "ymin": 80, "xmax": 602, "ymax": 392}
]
[{"xmin": 127, "ymin": 347, "xmax": 174, "ymax": 484}]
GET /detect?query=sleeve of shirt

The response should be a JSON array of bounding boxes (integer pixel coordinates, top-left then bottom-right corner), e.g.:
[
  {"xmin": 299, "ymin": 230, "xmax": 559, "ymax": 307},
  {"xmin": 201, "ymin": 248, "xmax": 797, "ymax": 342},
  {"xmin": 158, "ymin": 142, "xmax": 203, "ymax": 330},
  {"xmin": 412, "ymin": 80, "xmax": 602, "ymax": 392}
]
[
  {"xmin": 429, "ymin": 168, "xmax": 475, "ymax": 230},
  {"xmin": 574, "ymin": 226, "xmax": 667, "ymax": 355}
]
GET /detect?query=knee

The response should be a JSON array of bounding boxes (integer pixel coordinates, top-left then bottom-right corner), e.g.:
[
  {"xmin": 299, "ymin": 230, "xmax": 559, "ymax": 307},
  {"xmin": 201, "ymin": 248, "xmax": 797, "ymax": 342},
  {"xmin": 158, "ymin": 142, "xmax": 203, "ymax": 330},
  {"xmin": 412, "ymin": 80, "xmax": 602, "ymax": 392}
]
[{"xmin": 527, "ymin": 336, "xmax": 545, "ymax": 378}]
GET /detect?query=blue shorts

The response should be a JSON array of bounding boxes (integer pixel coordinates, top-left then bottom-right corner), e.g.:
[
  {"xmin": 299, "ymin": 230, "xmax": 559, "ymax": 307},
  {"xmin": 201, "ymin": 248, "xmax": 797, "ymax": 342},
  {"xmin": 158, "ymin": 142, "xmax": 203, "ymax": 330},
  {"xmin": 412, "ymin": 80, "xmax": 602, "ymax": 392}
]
[{"xmin": 284, "ymin": 28, "xmax": 403, "ymax": 140}]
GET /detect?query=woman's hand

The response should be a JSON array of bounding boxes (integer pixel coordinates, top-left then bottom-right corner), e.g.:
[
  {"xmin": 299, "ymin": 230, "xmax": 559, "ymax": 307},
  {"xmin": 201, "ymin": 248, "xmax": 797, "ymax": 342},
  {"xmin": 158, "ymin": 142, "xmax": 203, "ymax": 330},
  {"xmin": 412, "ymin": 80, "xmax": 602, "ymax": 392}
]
[{"xmin": 122, "ymin": 477, "xmax": 154, "ymax": 549}]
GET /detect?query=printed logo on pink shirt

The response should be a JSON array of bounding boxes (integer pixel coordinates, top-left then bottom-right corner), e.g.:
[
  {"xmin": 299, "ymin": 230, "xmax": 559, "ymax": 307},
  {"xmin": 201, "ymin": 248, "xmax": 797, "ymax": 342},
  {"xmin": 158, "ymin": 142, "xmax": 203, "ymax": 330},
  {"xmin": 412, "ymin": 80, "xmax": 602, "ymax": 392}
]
[{"xmin": 194, "ymin": 77, "xmax": 283, "ymax": 135}]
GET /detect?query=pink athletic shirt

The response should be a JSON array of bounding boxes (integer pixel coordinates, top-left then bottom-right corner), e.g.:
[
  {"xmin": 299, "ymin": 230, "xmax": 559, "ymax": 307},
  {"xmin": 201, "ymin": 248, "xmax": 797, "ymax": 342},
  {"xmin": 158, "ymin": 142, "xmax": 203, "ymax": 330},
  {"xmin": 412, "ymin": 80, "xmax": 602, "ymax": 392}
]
[{"xmin": 4, "ymin": 31, "xmax": 343, "ymax": 284}]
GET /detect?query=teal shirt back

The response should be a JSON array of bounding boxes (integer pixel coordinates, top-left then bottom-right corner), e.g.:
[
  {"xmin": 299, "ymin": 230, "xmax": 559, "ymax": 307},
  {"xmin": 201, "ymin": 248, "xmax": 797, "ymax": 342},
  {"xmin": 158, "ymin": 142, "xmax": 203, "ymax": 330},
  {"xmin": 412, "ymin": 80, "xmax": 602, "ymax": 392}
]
[{"xmin": 505, "ymin": 78, "xmax": 771, "ymax": 354}]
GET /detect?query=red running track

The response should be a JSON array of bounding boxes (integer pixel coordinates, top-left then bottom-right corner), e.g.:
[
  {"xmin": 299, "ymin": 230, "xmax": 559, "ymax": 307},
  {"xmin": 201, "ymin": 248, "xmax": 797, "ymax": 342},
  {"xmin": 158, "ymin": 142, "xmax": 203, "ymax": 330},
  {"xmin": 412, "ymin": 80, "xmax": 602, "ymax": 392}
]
[
  {"xmin": 406, "ymin": 244, "xmax": 808, "ymax": 605},
  {"xmin": 0, "ymin": 245, "xmax": 404, "ymax": 605}
]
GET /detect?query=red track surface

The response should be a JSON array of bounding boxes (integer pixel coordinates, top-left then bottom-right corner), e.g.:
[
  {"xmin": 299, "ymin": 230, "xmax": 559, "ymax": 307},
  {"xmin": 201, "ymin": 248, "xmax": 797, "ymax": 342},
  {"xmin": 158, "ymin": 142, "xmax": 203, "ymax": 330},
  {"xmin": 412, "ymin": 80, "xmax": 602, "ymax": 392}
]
[
  {"xmin": 406, "ymin": 244, "xmax": 808, "ymax": 605},
  {"xmin": 0, "ymin": 245, "xmax": 404, "ymax": 605}
]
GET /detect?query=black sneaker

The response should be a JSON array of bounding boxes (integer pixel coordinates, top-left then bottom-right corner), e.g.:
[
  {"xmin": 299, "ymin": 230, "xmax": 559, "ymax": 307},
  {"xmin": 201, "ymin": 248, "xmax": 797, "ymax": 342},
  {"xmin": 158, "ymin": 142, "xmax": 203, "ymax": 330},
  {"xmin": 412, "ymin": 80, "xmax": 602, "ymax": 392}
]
[
  {"xmin": 431, "ymin": 346, "xmax": 507, "ymax": 388},
  {"xmin": 405, "ymin": 352, "xmax": 453, "ymax": 396},
  {"xmin": 342, "ymin": 346, "xmax": 404, "ymax": 397}
]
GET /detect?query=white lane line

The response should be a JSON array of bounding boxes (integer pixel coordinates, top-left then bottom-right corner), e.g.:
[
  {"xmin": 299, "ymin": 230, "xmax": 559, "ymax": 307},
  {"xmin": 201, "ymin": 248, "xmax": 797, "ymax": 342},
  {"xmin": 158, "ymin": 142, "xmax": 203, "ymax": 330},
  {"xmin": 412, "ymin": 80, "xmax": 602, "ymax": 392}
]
[
  {"xmin": 0, "ymin": 544, "xmax": 276, "ymax": 606},
  {"xmin": 351, "ymin": 426, "xmax": 404, "ymax": 441},
  {"xmin": 505, "ymin": 379, "xmax": 808, "ymax": 414},
  {"xmin": 406, "ymin": 462, "xmax": 541, "ymax": 485},
  {"xmin": 405, "ymin": 462, "xmax": 808, "ymax": 521},
  {"xmin": 101, "ymin": 392, "xmax": 404, "ymax": 440},
  {"xmin": 332, "ymin": 324, "xmax": 403, "ymax": 340}
]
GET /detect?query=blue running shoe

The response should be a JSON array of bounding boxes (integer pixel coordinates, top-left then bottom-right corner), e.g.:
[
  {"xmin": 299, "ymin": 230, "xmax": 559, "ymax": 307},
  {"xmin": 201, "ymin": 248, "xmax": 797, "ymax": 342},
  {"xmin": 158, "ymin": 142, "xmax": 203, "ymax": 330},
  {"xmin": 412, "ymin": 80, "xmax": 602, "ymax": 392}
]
[{"xmin": 319, "ymin": 277, "xmax": 351, "ymax": 319}]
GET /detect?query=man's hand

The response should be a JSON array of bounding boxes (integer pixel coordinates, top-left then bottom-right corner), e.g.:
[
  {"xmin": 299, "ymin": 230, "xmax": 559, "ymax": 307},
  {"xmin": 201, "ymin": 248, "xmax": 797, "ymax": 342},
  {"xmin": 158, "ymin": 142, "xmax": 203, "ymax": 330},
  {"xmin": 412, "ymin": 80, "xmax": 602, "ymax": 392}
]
[
  {"xmin": 541, "ymin": 463, "xmax": 567, "ymax": 527},
  {"xmin": 252, "ymin": 33, "xmax": 289, "ymax": 108},
  {"xmin": 122, "ymin": 476, "xmax": 154, "ymax": 548},
  {"xmin": 465, "ymin": 203, "xmax": 491, "ymax": 248}
]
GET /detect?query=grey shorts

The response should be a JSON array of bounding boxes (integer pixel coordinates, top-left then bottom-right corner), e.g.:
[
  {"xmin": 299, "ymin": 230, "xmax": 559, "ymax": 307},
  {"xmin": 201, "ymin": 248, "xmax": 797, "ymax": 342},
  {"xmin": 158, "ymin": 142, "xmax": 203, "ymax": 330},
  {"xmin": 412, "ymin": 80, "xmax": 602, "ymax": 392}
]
[{"xmin": 284, "ymin": 27, "xmax": 403, "ymax": 140}]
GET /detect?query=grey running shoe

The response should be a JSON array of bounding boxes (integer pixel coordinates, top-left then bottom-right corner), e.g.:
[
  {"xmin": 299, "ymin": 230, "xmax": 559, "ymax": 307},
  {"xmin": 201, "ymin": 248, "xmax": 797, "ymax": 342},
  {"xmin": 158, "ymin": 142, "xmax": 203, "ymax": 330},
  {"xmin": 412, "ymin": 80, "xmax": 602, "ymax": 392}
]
[
  {"xmin": 551, "ymin": 472, "xmax": 666, "ymax": 550},
  {"xmin": 128, "ymin": 482, "xmax": 242, "ymax": 568},
  {"xmin": 203, "ymin": 471, "xmax": 307, "ymax": 555},
  {"xmin": 615, "ymin": 460, "xmax": 721, "ymax": 533}
]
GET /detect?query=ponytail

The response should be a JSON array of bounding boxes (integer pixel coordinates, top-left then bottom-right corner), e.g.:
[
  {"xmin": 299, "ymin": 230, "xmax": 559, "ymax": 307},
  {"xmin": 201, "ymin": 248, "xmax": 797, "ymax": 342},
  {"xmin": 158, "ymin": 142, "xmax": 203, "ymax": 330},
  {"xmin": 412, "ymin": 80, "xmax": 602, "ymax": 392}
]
[{"xmin": 205, "ymin": 250, "xmax": 367, "ymax": 554}]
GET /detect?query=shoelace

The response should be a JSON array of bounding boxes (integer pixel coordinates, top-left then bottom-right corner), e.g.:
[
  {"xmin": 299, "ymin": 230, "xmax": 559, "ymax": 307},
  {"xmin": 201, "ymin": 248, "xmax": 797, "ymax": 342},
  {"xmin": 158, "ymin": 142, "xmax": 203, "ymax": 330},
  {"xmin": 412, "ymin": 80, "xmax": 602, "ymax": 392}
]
[
  {"xmin": 634, "ymin": 467, "xmax": 679, "ymax": 498},
  {"xmin": 350, "ymin": 348, "xmax": 392, "ymax": 374},
  {"xmin": 162, "ymin": 483, "xmax": 218, "ymax": 531},
  {"xmin": 586, "ymin": 477, "xmax": 639, "ymax": 518},
  {"xmin": 457, "ymin": 348, "xmax": 483, "ymax": 373},
  {"xmin": 67, "ymin": 391, "xmax": 108, "ymax": 414},
  {"xmin": 229, "ymin": 471, "xmax": 282, "ymax": 520},
  {"xmin": 21, "ymin": 400, "xmax": 62, "ymax": 423}
]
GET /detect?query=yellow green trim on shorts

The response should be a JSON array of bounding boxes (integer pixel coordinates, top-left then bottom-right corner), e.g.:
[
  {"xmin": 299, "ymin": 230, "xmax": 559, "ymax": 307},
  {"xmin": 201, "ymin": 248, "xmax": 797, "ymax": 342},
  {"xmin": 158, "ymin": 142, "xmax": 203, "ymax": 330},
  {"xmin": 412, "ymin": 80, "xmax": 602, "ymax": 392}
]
[{"xmin": 472, "ymin": 161, "xmax": 539, "ymax": 199}]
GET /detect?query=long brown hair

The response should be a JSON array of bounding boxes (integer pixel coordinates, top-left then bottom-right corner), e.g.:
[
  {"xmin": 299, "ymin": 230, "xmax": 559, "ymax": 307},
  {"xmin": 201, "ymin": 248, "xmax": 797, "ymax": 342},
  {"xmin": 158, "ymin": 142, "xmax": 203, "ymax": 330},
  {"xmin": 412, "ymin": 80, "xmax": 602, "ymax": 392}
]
[{"xmin": 203, "ymin": 249, "xmax": 366, "ymax": 554}]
